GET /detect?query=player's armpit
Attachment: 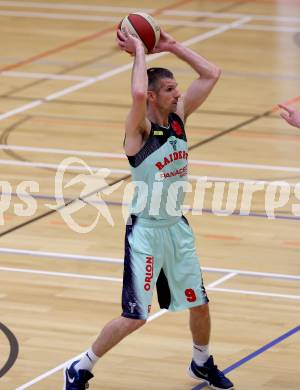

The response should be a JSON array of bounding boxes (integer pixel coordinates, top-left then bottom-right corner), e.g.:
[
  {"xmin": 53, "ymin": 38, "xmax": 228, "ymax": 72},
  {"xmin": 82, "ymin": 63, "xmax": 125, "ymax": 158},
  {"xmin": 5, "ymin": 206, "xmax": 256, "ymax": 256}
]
[{"xmin": 124, "ymin": 116, "xmax": 150, "ymax": 156}]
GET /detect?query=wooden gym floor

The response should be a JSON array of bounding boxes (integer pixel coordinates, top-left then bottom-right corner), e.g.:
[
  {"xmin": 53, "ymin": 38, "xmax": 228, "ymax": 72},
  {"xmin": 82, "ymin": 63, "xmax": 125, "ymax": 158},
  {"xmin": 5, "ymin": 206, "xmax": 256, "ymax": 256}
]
[{"xmin": 0, "ymin": 0, "xmax": 299, "ymax": 389}]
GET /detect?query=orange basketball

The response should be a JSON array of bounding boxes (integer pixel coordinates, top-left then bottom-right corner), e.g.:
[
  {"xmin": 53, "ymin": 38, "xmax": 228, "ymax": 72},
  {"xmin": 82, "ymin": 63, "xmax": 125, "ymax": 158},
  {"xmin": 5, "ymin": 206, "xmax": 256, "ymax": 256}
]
[{"xmin": 119, "ymin": 12, "xmax": 160, "ymax": 54}]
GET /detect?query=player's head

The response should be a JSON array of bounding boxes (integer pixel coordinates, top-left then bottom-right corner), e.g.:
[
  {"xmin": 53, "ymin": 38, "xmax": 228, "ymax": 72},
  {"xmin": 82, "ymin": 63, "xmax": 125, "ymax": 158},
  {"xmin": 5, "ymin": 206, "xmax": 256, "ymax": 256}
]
[
  {"xmin": 147, "ymin": 67, "xmax": 174, "ymax": 91},
  {"xmin": 147, "ymin": 67, "xmax": 180, "ymax": 111}
]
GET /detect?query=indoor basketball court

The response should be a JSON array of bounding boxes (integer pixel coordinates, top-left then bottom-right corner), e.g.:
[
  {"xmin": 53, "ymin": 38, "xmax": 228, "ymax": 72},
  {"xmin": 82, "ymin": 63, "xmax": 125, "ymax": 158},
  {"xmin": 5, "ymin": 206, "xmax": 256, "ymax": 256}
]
[{"xmin": 0, "ymin": 0, "xmax": 299, "ymax": 389}]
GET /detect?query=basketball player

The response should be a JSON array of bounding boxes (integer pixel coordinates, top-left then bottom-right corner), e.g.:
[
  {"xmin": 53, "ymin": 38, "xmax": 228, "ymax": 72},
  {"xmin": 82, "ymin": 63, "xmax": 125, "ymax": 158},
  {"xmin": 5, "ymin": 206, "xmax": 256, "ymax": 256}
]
[
  {"xmin": 279, "ymin": 104, "xmax": 300, "ymax": 128},
  {"xmin": 63, "ymin": 28, "xmax": 234, "ymax": 390}
]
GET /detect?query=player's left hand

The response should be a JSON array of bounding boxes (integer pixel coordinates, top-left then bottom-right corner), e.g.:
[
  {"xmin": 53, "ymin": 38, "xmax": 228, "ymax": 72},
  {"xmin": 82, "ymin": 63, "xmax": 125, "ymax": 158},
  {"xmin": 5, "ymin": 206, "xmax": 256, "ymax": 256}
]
[{"xmin": 150, "ymin": 29, "xmax": 177, "ymax": 54}]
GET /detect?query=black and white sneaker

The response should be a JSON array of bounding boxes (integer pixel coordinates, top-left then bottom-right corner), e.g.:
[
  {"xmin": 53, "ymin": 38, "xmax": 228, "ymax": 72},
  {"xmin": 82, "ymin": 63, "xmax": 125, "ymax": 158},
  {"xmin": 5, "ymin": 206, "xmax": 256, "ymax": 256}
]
[
  {"xmin": 63, "ymin": 360, "xmax": 94, "ymax": 390},
  {"xmin": 188, "ymin": 356, "xmax": 234, "ymax": 390}
]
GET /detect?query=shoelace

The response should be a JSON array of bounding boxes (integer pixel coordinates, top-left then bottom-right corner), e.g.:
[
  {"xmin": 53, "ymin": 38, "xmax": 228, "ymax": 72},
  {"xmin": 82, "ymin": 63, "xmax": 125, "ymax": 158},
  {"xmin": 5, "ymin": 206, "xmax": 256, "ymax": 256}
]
[{"xmin": 210, "ymin": 364, "xmax": 226, "ymax": 378}]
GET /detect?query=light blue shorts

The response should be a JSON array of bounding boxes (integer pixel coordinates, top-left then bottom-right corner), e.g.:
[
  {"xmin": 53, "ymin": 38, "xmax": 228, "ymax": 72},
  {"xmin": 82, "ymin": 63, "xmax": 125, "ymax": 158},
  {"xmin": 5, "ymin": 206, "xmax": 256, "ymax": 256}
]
[{"xmin": 121, "ymin": 215, "xmax": 208, "ymax": 320}]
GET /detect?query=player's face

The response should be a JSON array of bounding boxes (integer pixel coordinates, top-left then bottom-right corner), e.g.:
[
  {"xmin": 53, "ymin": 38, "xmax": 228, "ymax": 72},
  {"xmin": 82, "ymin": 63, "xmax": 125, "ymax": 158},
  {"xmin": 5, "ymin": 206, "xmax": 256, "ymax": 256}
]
[{"xmin": 155, "ymin": 78, "xmax": 181, "ymax": 112}]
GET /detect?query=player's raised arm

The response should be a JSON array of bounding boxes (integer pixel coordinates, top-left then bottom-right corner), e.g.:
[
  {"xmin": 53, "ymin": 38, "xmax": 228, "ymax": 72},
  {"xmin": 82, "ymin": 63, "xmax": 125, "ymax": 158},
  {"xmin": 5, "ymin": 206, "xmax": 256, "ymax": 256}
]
[
  {"xmin": 152, "ymin": 30, "xmax": 221, "ymax": 122},
  {"xmin": 117, "ymin": 28, "xmax": 150, "ymax": 155}
]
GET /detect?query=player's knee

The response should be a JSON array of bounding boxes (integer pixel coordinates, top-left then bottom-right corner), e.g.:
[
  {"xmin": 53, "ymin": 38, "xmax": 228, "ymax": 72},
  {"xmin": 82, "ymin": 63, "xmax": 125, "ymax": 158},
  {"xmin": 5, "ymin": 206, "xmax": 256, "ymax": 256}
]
[
  {"xmin": 131, "ymin": 318, "xmax": 147, "ymax": 330},
  {"xmin": 190, "ymin": 303, "xmax": 210, "ymax": 317},
  {"xmin": 123, "ymin": 318, "xmax": 147, "ymax": 332}
]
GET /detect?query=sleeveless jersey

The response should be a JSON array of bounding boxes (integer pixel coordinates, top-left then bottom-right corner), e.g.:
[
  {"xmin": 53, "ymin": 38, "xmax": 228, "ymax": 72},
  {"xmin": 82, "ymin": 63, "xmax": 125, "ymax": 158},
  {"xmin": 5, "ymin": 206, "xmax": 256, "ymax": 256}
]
[{"xmin": 127, "ymin": 112, "xmax": 189, "ymax": 220}]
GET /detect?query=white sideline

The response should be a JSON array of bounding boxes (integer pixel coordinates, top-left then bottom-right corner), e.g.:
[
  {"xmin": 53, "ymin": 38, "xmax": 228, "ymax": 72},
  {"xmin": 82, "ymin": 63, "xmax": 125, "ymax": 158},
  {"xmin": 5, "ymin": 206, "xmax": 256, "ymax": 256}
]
[
  {"xmin": 0, "ymin": 2, "xmax": 299, "ymax": 25},
  {"xmin": 1, "ymin": 247, "xmax": 299, "ymax": 281},
  {"xmin": 1, "ymin": 145, "xmax": 300, "ymax": 173},
  {"xmin": 209, "ymin": 287, "xmax": 300, "ymax": 300},
  {"xmin": 1, "ymin": 1, "xmax": 300, "ymax": 24},
  {"xmin": 0, "ymin": 266, "xmax": 298, "ymax": 300},
  {"xmin": 0, "ymin": 157, "xmax": 297, "ymax": 187},
  {"xmin": 0, "ymin": 247, "xmax": 124, "ymax": 263},
  {"xmin": 0, "ymin": 10, "xmax": 295, "ymax": 34},
  {"xmin": 0, "ymin": 266, "xmax": 122, "ymax": 282},
  {"xmin": 0, "ymin": 11, "xmax": 298, "ymax": 33},
  {"xmin": 2, "ymin": 69, "xmax": 300, "ymax": 82}
]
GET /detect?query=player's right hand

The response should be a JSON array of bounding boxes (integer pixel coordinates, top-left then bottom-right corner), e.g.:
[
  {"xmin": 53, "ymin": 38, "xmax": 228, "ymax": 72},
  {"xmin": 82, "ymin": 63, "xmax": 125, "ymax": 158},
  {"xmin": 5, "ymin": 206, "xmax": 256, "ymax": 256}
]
[{"xmin": 117, "ymin": 27, "xmax": 143, "ymax": 55}]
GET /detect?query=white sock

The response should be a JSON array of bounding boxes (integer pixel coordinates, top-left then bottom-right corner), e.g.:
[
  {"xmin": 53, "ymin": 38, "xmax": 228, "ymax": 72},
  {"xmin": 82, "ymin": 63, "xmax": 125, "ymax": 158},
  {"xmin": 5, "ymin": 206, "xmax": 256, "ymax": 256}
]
[
  {"xmin": 193, "ymin": 344, "xmax": 209, "ymax": 366},
  {"xmin": 75, "ymin": 348, "xmax": 99, "ymax": 372}
]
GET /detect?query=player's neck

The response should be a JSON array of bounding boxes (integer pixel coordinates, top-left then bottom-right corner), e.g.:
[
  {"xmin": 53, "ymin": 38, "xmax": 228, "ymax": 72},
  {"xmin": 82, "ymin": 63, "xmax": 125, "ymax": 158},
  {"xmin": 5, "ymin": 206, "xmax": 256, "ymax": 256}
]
[{"xmin": 147, "ymin": 106, "xmax": 170, "ymax": 127}]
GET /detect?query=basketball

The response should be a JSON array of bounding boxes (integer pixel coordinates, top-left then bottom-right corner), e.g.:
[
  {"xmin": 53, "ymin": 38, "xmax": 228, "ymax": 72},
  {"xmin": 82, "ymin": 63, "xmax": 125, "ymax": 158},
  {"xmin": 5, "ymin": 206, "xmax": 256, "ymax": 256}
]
[{"xmin": 119, "ymin": 12, "xmax": 160, "ymax": 54}]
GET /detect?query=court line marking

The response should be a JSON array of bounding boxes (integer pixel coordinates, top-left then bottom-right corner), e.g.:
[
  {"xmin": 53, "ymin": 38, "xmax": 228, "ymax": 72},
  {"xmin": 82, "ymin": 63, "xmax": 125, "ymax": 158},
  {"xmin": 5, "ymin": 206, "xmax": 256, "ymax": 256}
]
[
  {"xmin": 13, "ymin": 307, "xmax": 168, "ymax": 390},
  {"xmin": 0, "ymin": 5, "xmax": 296, "ymax": 386},
  {"xmin": 0, "ymin": 249, "xmax": 299, "ymax": 281},
  {"xmin": 0, "ymin": 322, "xmax": 19, "ymax": 378},
  {"xmin": 3, "ymin": 69, "xmax": 300, "ymax": 82},
  {"xmin": 1, "ymin": 9, "xmax": 296, "ymax": 270},
  {"xmin": 0, "ymin": 10, "xmax": 298, "ymax": 33},
  {"xmin": 0, "ymin": 158, "xmax": 297, "ymax": 187},
  {"xmin": 188, "ymin": 175, "xmax": 296, "ymax": 188},
  {"xmin": 239, "ymin": 24, "xmax": 300, "ymax": 33},
  {"xmin": 202, "ymin": 266, "xmax": 300, "ymax": 281},
  {"xmin": 208, "ymin": 287, "xmax": 300, "ymax": 300},
  {"xmin": 0, "ymin": 0, "xmax": 193, "ymax": 73},
  {"xmin": 0, "ymin": 144, "xmax": 127, "ymax": 158},
  {"xmin": 1, "ymin": 145, "xmax": 300, "ymax": 173},
  {"xmin": 0, "ymin": 1, "xmax": 151, "ymax": 13},
  {"xmin": 0, "ymin": 10, "xmax": 122, "ymax": 22},
  {"xmin": 189, "ymin": 160, "xmax": 300, "ymax": 173},
  {"xmin": 1, "ymin": 71, "xmax": 90, "ymax": 81},
  {"xmin": 0, "ymin": 24, "xmax": 116, "ymax": 73},
  {"xmin": 2, "ymin": 153, "xmax": 300, "ymax": 178},
  {"xmin": 192, "ymin": 324, "xmax": 300, "ymax": 390},
  {"xmin": 1, "ymin": 192, "xmax": 300, "ymax": 221},
  {"xmin": 1, "ymin": 1, "xmax": 300, "ymax": 23},
  {"xmin": 148, "ymin": 309, "xmax": 168, "ymax": 322},
  {"xmin": 1, "ymin": 6, "xmax": 296, "ymax": 386},
  {"xmin": 206, "ymin": 272, "xmax": 237, "ymax": 288},
  {"xmin": 10, "ymin": 270, "xmax": 225, "ymax": 389},
  {"xmin": 0, "ymin": 158, "xmax": 131, "ymax": 173},
  {"xmin": 0, "ymin": 16, "xmax": 252, "ymax": 121},
  {"xmin": 168, "ymin": 10, "xmax": 300, "ymax": 23},
  {"xmin": 0, "ymin": 266, "xmax": 298, "ymax": 301},
  {"xmin": 4, "ymin": 270, "xmax": 300, "ymax": 386},
  {"xmin": 1, "ymin": 264, "xmax": 297, "ymax": 388},
  {"xmin": 15, "ymin": 352, "xmax": 83, "ymax": 390},
  {"xmin": 2, "ymin": 189, "xmax": 300, "ymax": 223},
  {"xmin": 0, "ymin": 266, "xmax": 123, "ymax": 282},
  {"xmin": 0, "ymin": 248, "xmax": 125, "ymax": 264}
]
